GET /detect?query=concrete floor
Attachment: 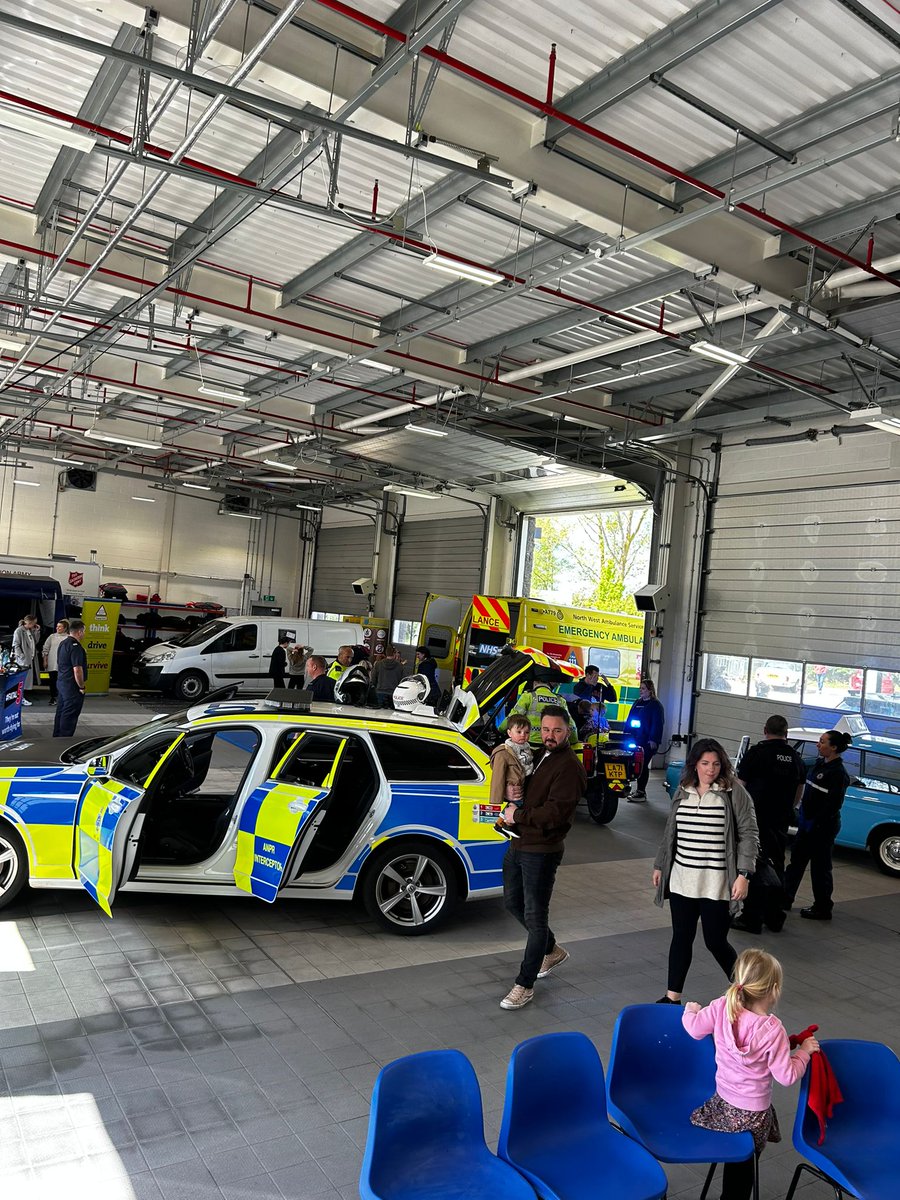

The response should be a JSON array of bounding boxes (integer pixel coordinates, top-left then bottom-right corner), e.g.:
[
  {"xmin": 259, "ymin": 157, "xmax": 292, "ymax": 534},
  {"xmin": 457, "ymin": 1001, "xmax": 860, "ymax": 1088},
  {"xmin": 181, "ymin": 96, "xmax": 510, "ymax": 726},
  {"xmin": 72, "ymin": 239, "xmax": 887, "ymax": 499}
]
[{"xmin": 1, "ymin": 693, "xmax": 899, "ymax": 1199}]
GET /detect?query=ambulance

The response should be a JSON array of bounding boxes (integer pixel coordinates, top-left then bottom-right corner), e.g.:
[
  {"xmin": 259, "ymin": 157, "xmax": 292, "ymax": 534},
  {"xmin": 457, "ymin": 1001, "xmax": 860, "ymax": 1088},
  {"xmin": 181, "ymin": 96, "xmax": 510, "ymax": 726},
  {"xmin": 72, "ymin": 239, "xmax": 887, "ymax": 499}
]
[{"xmin": 420, "ymin": 593, "xmax": 645, "ymax": 728}]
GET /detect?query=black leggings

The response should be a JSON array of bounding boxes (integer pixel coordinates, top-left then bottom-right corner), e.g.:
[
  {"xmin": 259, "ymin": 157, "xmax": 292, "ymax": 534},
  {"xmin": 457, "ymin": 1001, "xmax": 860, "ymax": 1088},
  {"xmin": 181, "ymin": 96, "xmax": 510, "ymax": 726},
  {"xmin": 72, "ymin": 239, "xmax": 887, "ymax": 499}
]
[{"xmin": 667, "ymin": 893, "xmax": 737, "ymax": 994}]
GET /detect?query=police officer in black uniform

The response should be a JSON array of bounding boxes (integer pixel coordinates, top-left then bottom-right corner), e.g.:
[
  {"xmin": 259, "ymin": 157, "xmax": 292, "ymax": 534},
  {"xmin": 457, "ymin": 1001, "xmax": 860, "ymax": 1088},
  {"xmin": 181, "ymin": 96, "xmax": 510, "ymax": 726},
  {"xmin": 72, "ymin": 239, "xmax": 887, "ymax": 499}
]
[
  {"xmin": 53, "ymin": 619, "xmax": 88, "ymax": 738},
  {"xmin": 734, "ymin": 714, "xmax": 806, "ymax": 932},
  {"xmin": 784, "ymin": 728, "xmax": 853, "ymax": 921}
]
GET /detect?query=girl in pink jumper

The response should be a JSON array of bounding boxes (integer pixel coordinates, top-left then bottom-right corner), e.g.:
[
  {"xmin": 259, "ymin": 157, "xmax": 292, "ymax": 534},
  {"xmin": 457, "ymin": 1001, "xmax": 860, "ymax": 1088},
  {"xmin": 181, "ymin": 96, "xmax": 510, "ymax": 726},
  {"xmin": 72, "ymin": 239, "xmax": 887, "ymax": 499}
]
[{"xmin": 682, "ymin": 948, "xmax": 819, "ymax": 1200}]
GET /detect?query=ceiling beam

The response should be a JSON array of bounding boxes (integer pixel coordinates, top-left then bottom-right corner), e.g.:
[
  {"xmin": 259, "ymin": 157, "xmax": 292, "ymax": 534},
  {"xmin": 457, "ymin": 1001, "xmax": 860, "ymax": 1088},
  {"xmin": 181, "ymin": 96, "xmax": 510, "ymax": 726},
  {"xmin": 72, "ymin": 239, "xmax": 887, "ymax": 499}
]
[
  {"xmin": 544, "ymin": 0, "xmax": 783, "ymax": 145},
  {"xmin": 772, "ymin": 185, "xmax": 900, "ymax": 257},
  {"xmin": 164, "ymin": 328, "xmax": 235, "ymax": 379}
]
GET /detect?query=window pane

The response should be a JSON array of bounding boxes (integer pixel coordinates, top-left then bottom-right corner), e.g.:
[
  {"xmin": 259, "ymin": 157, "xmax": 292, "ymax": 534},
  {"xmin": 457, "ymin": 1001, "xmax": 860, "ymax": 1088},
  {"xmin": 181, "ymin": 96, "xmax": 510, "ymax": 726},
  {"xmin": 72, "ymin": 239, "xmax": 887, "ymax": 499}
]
[
  {"xmin": 370, "ymin": 733, "xmax": 480, "ymax": 782},
  {"xmin": 392, "ymin": 619, "xmax": 420, "ymax": 646},
  {"xmin": 802, "ymin": 664, "xmax": 862, "ymax": 712},
  {"xmin": 860, "ymin": 751, "xmax": 900, "ymax": 792},
  {"xmin": 863, "ymin": 670, "xmax": 900, "ymax": 719},
  {"xmin": 276, "ymin": 731, "xmax": 343, "ymax": 787},
  {"xmin": 587, "ymin": 648, "xmax": 621, "ymax": 677},
  {"xmin": 702, "ymin": 653, "xmax": 749, "ymax": 696},
  {"xmin": 749, "ymin": 658, "xmax": 801, "ymax": 704}
]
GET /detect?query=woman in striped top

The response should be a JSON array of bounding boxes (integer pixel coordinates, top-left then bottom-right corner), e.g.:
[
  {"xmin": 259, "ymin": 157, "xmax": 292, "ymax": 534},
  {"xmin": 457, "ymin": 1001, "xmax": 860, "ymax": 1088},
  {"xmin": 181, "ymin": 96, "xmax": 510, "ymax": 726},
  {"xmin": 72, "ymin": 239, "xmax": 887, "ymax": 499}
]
[{"xmin": 653, "ymin": 738, "xmax": 759, "ymax": 1005}]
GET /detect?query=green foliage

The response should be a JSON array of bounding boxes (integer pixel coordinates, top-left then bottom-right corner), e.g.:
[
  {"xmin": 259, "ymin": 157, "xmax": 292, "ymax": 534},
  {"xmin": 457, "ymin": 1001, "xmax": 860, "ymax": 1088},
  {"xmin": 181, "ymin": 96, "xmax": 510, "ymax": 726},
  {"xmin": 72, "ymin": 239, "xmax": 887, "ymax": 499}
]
[{"xmin": 530, "ymin": 507, "xmax": 651, "ymax": 615}]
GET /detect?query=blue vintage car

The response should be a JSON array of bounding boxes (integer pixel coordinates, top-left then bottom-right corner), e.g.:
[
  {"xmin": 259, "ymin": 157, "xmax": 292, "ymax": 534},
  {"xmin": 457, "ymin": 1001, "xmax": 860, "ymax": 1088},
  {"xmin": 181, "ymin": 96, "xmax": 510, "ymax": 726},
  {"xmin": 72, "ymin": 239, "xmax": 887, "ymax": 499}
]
[{"xmin": 664, "ymin": 716, "xmax": 900, "ymax": 878}]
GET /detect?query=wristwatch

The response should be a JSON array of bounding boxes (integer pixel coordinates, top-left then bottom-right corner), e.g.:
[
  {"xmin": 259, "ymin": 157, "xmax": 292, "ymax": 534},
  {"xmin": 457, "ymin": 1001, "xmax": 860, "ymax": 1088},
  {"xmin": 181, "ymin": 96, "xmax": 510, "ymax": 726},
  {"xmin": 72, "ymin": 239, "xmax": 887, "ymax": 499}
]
[{"xmin": 737, "ymin": 869, "xmax": 752, "ymax": 879}]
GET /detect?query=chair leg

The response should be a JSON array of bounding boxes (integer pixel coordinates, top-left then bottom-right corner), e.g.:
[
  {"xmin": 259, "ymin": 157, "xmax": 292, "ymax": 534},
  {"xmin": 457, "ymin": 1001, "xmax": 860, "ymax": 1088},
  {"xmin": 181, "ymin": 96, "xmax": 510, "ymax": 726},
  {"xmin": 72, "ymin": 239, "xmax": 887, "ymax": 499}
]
[
  {"xmin": 785, "ymin": 1161, "xmax": 845, "ymax": 1200},
  {"xmin": 699, "ymin": 1162, "xmax": 717, "ymax": 1200},
  {"xmin": 752, "ymin": 1152, "xmax": 759, "ymax": 1200}
]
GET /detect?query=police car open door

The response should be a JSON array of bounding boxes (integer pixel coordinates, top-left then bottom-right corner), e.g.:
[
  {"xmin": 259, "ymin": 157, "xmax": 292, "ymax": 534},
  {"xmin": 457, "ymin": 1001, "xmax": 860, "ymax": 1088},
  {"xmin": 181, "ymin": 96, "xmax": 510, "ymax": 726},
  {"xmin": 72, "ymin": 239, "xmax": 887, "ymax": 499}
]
[
  {"xmin": 74, "ymin": 755, "xmax": 151, "ymax": 917},
  {"xmin": 234, "ymin": 732, "xmax": 347, "ymax": 902}
]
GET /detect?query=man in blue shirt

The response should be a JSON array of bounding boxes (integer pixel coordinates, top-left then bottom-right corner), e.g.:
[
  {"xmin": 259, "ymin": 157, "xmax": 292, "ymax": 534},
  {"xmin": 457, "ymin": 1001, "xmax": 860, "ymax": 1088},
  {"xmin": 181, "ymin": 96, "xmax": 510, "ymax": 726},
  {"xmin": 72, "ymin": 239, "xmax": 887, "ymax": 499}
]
[{"xmin": 53, "ymin": 619, "xmax": 88, "ymax": 738}]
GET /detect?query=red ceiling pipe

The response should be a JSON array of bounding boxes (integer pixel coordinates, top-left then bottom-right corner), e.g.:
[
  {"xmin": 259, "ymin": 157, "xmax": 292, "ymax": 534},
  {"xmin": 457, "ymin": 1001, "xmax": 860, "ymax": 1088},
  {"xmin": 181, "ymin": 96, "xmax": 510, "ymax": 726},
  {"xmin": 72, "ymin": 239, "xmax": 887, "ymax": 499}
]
[
  {"xmin": 546, "ymin": 44, "xmax": 557, "ymax": 106},
  {"xmin": 866, "ymin": 235, "xmax": 875, "ymax": 268},
  {"xmin": 314, "ymin": 0, "xmax": 900, "ymax": 290},
  {"xmin": 371, "ymin": 178, "xmax": 379, "ymax": 218}
]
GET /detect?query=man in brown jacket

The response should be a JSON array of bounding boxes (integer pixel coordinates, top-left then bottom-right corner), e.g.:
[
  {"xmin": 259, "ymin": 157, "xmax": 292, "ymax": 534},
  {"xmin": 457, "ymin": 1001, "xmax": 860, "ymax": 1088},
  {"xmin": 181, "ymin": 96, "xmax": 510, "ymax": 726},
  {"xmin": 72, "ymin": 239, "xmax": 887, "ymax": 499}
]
[{"xmin": 499, "ymin": 704, "xmax": 587, "ymax": 1010}]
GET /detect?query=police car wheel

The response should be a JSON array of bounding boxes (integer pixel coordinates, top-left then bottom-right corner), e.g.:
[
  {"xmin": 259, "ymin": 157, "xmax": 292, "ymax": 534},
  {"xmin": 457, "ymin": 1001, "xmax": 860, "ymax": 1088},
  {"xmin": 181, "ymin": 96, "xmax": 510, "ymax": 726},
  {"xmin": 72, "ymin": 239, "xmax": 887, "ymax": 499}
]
[
  {"xmin": 0, "ymin": 823, "xmax": 28, "ymax": 909},
  {"xmin": 871, "ymin": 827, "xmax": 900, "ymax": 877},
  {"xmin": 174, "ymin": 670, "xmax": 207, "ymax": 702},
  {"xmin": 362, "ymin": 841, "xmax": 459, "ymax": 935}
]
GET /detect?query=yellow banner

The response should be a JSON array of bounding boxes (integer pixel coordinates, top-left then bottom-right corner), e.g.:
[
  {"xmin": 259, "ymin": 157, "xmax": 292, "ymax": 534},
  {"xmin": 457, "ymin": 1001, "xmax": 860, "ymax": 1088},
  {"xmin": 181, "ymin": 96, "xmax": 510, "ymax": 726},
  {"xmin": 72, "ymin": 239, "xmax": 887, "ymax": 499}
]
[
  {"xmin": 521, "ymin": 603, "xmax": 644, "ymax": 649},
  {"xmin": 82, "ymin": 599, "xmax": 121, "ymax": 695}
]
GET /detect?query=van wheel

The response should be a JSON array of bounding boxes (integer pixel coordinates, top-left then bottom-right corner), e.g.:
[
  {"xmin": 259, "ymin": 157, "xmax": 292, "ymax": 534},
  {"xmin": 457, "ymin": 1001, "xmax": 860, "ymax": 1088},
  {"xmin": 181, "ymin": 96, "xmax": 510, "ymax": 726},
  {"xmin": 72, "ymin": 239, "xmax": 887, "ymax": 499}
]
[
  {"xmin": 361, "ymin": 841, "xmax": 460, "ymax": 935},
  {"xmin": 0, "ymin": 824, "xmax": 28, "ymax": 910},
  {"xmin": 870, "ymin": 827, "xmax": 900, "ymax": 877},
  {"xmin": 174, "ymin": 670, "xmax": 208, "ymax": 702}
]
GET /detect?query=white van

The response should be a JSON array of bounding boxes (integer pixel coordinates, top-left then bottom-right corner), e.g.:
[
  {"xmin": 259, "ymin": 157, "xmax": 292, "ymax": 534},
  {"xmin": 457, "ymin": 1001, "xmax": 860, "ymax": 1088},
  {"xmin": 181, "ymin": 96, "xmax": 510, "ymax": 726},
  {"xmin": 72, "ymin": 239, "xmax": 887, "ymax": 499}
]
[{"xmin": 134, "ymin": 616, "xmax": 352, "ymax": 701}]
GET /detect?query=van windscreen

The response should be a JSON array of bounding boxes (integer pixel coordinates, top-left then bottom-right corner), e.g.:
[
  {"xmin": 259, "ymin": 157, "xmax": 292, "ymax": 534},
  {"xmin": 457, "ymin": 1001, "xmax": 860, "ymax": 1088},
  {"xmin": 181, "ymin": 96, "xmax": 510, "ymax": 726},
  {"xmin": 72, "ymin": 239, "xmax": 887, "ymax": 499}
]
[{"xmin": 178, "ymin": 619, "xmax": 230, "ymax": 647}]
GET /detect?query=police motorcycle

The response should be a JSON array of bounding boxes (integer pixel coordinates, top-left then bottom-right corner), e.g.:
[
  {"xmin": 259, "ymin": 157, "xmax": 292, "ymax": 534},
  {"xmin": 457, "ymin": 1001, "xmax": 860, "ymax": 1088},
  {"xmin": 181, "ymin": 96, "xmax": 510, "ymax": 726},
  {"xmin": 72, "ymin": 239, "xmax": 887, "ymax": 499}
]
[{"xmin": 443, "ymin": 645, "xmax": 638, "ymax": 825}]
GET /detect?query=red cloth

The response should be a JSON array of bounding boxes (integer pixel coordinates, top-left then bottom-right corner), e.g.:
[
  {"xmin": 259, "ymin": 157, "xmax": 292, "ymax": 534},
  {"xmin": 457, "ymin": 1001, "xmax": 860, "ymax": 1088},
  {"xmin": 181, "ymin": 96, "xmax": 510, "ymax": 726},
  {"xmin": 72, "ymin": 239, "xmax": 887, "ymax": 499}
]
[{"xmin": 789, "ymin": 1025, "xmax": 844, "ymax": 1144}]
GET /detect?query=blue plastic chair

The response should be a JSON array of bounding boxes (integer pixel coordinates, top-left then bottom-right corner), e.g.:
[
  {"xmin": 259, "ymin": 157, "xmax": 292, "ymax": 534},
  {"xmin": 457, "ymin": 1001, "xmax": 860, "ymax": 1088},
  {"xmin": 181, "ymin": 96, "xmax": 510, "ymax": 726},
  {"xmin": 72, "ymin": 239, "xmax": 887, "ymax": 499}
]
[
  {"xmin": 498, "ymin": 1031, "xmax": 668, "ymax": 1200},
  {"xmin": 359, "ymin": 1048, "xmax": 537, "ymax": 1200},
  {"xmin": 786, "ymin": 1039, "xmax": 899, "ymax": 1200},
  {"xmin": 607, "ymin": 1004, "xmax": 758, "ymax": 1200}
]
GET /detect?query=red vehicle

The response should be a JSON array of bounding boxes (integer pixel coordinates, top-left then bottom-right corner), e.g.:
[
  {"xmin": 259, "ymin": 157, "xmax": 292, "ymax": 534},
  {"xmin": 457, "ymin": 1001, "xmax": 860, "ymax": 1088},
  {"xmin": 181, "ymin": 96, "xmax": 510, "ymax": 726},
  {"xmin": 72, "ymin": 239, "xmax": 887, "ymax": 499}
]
[{"xmin": 184, "ymin": 601, "xmax": 225, "ymax": 615}]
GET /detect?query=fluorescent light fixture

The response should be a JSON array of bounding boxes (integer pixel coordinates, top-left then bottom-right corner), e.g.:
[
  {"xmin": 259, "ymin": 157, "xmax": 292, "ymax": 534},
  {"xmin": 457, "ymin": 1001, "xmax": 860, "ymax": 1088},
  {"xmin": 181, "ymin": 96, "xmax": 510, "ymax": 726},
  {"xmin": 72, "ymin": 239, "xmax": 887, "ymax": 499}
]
[
  {"xmin": 868, "ymin": 418, "xmax": 900, "ymax": 436},
  {"xmin": 848, "ymin": 406, "xmax": 883, "ymax": 421},
  {"xmin": 52, "ymin": 456, "xmax": 86, "ymax": 465},
  {"xmin": 422, "ymin": 251, "xmax": 504, "ymax": 287},
  {"xmin": 0, "ymin": 334, "xmax": 26, "ymax": 351},
  {"xmin": 263, "ymin": 458, "xmax": 298, "ymax": 471},
  {"xmin": 12, "ymin": 479, "xmax": 39, "ymax": 487},
  {"xmin": 182, "ymin": 481, "xmax": 213, "ymax": 491},
  {"xmin": 383, "ymin": 483, "xmax": 443, "ymax": 500},
  {"xmin": 294, "ymin": 502, "xmax": 322, "ymax": 511},
  {"xmin": 0, "ymin": 106, "xmax": 96, "ymax": 152},
  {"xmin": 84, "ymin": 429, "xmax": 163, "ymax": 450},
  {"xmin": 198, "ymin": 385, "xmax": 249, "ymax": 401},
  {"xmin": 689, "ymin": 340, "xmax": 750, "ymax": 367},
  {"xmin": 227, "ymin": 511, "xmax": 262, "ymax": 520},
  {"xmin": 358, "ymin": 358, "xmax": 399, "ymax": 373},
  {"xmin": 131, "ymin": 496, "xmax": 155, "ymax": 503},
  {"xmin": 239, "ymin": 436, "xmax": 313, "ymax": 458},
  {"xmin": 404, "ymin": 422, "xmax": 448, "ymax": 438}
]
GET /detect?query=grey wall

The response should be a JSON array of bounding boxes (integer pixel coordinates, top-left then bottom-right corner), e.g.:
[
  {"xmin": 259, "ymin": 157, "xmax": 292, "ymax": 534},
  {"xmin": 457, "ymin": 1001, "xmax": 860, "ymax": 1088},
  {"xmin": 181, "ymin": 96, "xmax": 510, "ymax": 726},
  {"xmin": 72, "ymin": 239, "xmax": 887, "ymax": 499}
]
[{"xmin": 392, "ymin": 515, "xmax": 486, "ymax": 623}]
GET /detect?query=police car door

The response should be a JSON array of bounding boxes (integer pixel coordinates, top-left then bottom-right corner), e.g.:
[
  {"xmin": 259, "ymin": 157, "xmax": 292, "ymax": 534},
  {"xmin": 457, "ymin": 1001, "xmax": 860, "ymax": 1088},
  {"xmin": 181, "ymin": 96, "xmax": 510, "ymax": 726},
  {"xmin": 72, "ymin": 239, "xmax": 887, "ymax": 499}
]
[
  {"xmin": 234, "ymin": 731, "xmax": 346, "ymax": 902},
  {"xmin": 74, "ymin": 732, "xmax": 185, "ymax": 916}
]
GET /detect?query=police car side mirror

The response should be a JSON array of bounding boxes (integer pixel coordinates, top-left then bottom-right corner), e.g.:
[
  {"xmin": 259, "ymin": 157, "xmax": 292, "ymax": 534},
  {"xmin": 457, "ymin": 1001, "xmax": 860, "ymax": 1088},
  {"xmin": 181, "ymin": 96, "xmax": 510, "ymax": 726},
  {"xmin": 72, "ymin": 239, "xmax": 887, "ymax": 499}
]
[{"xmin": 86, "ymin": 754, "xmax": 111, "ymax": 778}]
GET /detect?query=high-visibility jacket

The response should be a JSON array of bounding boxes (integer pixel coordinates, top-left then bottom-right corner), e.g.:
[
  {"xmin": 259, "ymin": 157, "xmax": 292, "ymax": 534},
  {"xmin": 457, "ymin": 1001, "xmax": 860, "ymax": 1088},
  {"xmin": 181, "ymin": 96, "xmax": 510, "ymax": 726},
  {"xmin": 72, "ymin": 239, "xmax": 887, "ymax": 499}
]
[
  {"xmin": 507, "ymin": 684, "xmax": 577, "ymax": 745},
  {"xmin": 327, "ymin": 661, "xmax": 346, "ymax": 682}
]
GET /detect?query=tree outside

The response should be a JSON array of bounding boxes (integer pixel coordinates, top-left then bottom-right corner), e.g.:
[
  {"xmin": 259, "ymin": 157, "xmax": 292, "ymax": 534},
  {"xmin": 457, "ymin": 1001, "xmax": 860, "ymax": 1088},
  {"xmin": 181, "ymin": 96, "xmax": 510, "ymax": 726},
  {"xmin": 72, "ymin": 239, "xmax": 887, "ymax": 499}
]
[{"xmin": 525, "ymin": 507, "xmax": 652, "ymax": 615}]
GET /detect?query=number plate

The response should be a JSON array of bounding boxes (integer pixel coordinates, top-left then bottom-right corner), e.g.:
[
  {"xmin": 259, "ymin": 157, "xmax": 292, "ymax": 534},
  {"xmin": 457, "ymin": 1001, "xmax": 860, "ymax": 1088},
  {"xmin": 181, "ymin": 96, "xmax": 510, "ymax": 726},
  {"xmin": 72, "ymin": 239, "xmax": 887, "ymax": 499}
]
[{"xmin": 604, "ymin": 763, "xmax": 626, "ymax": 780}]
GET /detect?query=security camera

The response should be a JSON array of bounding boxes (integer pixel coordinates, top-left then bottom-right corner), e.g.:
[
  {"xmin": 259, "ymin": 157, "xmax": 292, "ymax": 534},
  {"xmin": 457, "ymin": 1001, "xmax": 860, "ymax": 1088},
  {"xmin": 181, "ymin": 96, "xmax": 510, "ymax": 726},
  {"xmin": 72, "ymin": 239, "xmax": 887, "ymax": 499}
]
[
  {"xmin": 351, "ymin": 577, "xmax": 375, "ymax": 596},
  {"xmin": 633, "ymin": 582, "xmax": 670, "ymax": 613}
]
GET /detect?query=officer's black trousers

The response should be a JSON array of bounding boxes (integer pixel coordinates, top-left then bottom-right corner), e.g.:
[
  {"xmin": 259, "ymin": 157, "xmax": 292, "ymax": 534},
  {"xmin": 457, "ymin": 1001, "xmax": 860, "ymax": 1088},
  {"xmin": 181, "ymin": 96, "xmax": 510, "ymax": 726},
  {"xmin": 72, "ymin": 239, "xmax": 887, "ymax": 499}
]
[{"xmin": 53, "ymin": 686, "xmax": 84, "ymax": 738}]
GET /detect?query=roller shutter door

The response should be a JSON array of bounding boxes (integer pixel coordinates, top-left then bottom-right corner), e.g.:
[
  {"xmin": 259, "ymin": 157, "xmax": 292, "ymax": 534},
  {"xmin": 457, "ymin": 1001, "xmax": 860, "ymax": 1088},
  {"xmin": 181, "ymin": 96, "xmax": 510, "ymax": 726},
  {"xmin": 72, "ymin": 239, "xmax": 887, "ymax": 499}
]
[
  {"xmin": 392, "ymin": 516, "xmax": 485, "ymax": 623},
  {"xmin": 693, "ymin": 430, "xmax": 900, "ymax": 747},
  {"xmin": 309, "ymin": 525, "xmax": 374, "ymax": 617}
]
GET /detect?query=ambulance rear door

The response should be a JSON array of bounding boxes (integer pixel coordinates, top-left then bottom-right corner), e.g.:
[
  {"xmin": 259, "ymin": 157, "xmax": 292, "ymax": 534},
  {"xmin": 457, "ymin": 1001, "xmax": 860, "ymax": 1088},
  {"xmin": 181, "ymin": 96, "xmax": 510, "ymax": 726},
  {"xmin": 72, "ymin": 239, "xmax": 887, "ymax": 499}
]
[{"xmin": 420, "ymin": 593, "xmax": 465, "ymax": 688}]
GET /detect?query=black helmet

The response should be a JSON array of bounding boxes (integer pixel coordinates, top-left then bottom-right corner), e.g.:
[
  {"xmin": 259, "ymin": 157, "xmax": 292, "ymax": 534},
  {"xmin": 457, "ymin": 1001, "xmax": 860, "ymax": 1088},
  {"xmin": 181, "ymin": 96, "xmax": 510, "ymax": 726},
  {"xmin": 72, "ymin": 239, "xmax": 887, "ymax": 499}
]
[{"xmin": 334, "ymin": 664, "xmax": 370, "ymax": 707}]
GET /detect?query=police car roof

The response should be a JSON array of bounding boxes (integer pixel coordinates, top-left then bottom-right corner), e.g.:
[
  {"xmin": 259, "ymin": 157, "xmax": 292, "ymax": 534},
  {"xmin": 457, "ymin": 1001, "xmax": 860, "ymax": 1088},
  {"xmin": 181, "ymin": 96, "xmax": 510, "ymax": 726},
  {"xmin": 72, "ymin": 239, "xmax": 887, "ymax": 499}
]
[
  {"xmin": 185, "ymin": 698, "xmax": 457, "ymax": 731},
  {"xmin": 787, "ymin": 727, "xmax": 900, "ymax": 758}
]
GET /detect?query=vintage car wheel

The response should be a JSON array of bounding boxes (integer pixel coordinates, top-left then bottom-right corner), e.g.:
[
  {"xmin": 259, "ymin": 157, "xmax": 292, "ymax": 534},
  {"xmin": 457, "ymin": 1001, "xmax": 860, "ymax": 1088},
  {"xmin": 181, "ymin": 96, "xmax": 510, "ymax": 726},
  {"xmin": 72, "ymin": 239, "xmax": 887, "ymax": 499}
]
[
  {"xmin": 586, "ymin": 780, "xmax": 619, "ymax": 825},
  {"xmin": 0, "ymin": 823, "xmax": 28, "ymax": 910},
  {"xmin": 870, "ymin": 827, "xmax": 900, "ymax": 877},
  {"xmin": 362, "ymin": 841, "xmax": 460, "ymax": 935},
  {"xmin": 173, "ymin": 670, "xmax": 208, "ymax": 702}
]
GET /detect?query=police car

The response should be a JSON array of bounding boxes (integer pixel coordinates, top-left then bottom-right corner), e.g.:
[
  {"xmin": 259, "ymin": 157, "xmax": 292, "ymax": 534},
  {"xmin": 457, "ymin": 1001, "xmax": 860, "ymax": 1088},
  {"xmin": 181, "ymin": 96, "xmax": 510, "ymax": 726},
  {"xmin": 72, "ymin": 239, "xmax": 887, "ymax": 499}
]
[
  {"xmin": 664, "ymin": 716, "xmax": 900, "ymax": 878},
  {"xmin": 0, "ymin": 691, "xmax": 510, "ymax": 934}
]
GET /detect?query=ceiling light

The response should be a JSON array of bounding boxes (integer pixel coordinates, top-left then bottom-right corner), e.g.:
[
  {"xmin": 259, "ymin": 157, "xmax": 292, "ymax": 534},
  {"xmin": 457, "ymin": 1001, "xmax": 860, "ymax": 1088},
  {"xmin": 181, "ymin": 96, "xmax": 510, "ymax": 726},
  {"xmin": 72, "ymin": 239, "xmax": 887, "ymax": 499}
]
[
  {"xmin": 12, "ymin": 479, "xmax": 39, "ymax": 487},
  {"xmin": 383, "ymin": 483, "xmax": 443, "ymax": 500},
  {"xmin": 84, "ymin": 429, "xmax": 163, "ymax": 450},
  {"xmin": 422, "ymin": 252, "xmax": 504, "ymax": 287},
  {"xmin": 0, "ymin": 334, "xmax": 26, "ymax": 351},
  {"xmin": 198, "ymin": 385, "xmax": 249, "ymax": 401},
  {"xmin": 848, "ymin": 406, "xmax": 883, "ymax": 421},
  {"xmin": 867, "ymin": 417, "xmax": 900, "ymax": 436},
  {"xmin": 689, "ymin": 340, "xmax": 750, "ymax": 367},
  {"xmin": 404, "ymin": 422, "xmax": 448, "ymax": 438},
  {"xmin": 182, "ymin": 481, "xmax": 213, "ymax": 491},
  {"xmin": 358, "ymin": 358, "xmax": 392, "ymax": 371},
  {"xmin": 240, "ymin": 436, "xmax": 313, "ymax": 458},
  {"xmin": 52, "ymin": 456, "xmax": 86, "ymax": 465},
  {"xmin": 294, "ymin": 502, "xmax": 322, "ymax": 511},
  {"xmin": 263, "ymin": 458, "xmax": 298, "ymax": 471},
  {"xmin": 131, "ymin": 496, "xmax": 155, "ymax": 503},
  {"xmin": 0, "ymin": 106, "xmax": 97, "ymax": 152},
  {"xmin": 227, "ymin": 511, "xmax": 262, "ymax": 520}
]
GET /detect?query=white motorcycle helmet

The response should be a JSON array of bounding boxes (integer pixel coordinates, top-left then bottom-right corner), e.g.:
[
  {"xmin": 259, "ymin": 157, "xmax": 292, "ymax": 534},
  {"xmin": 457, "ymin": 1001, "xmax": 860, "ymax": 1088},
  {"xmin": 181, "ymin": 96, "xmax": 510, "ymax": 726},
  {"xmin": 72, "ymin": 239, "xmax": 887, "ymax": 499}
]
[
  {"xmin": 334, "ymin": 664, "xmax": 370, "ymax": 707},
  {"xmin": 392, "ymin": 673, "xmax": 430, "ymax": 712}
]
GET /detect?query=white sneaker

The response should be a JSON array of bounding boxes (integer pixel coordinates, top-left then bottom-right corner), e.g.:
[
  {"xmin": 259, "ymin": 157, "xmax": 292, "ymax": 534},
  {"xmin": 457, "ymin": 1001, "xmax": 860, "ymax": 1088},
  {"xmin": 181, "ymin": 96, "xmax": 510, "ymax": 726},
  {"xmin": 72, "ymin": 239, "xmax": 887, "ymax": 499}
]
[
  {"xmin": 22, "ymin": 699, "xmax": 32, "ymax": 706},
  {"xmin": 500, "ymin": 984, "xmax": 534, "ymax": 1010},
  {"xmin": 537, "ymin": 945, "xmax": 569, "ymax": 979}
]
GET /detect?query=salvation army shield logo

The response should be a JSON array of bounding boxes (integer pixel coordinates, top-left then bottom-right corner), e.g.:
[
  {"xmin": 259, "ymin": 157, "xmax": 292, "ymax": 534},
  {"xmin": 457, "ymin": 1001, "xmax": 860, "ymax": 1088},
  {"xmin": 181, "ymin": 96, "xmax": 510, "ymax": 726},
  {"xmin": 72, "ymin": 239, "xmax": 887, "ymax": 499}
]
[{"xmin": 69, "ymin": 571, "xmax": 84, "ymax": 588}]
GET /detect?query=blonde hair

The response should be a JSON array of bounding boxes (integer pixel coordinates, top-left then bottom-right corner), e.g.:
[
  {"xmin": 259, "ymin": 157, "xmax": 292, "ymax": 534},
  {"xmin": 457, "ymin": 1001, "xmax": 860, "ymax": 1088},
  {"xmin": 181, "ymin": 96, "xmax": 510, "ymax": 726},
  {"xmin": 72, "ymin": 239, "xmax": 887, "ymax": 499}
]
[{"xmin": 725, "ymin": 948, "xmax": 783, "ymax": 1023}]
